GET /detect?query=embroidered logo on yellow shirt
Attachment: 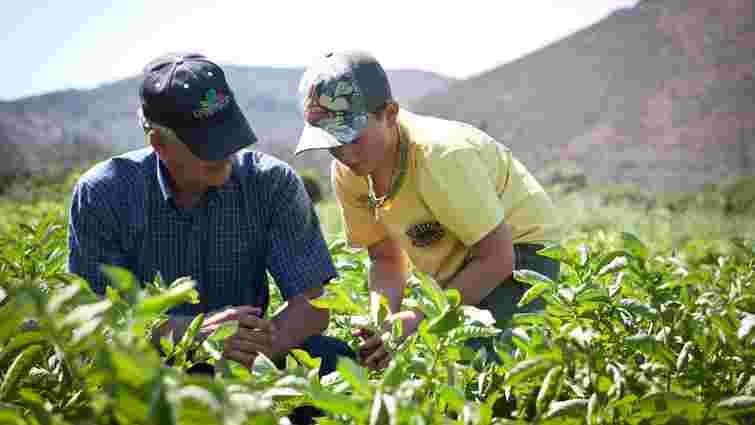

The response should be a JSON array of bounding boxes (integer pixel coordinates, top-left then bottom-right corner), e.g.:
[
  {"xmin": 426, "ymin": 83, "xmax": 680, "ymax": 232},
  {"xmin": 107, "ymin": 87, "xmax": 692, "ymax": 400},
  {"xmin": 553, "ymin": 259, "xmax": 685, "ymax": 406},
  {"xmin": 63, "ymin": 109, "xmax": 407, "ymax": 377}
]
[{"xmin": 406, "ymin": 221, "xmax": 445, "ymax": 247}]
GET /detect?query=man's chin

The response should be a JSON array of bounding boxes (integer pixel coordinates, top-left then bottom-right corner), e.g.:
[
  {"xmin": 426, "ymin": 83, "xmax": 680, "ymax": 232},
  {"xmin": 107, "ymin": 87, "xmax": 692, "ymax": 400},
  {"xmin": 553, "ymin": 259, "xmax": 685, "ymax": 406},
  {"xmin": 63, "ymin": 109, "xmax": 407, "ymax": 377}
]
[
  {"xmin": 340, "ymin": 162, "xmax": 367, "ymax": 176},
  {"xmin": 204, "ymin": 169, "xmax": 232, "ymax": 187},
  {"xmin": 350, "ymin": 168, "xmax": 369, "ymax": 177}
]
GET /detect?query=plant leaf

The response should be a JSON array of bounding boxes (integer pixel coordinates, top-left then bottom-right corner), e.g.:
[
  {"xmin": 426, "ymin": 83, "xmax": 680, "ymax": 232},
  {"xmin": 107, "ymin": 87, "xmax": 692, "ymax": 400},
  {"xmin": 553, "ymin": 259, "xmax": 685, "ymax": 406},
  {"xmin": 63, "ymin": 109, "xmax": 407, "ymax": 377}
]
[
  {"xmin": 536, "ymin": 243, "xmax": 563, "ymax": 262},
  {"xmin": 536, "ymin": 366, "xmax": 563, "ymax": 415},
  {"xmin": 543, "ymin": 399, "xmax": 589, "ymax": 419},
  {"xmin": 290, "ymin": 349, "xmax": 322, "ymax": 371},
  {"xmin": 337, "ymin": 357, "xmax": 370, "ymax": 396},
  {"xmin": 62, "ymin": 299, "xmax": 112, "ymax": 327},
  {"xmin": 622, "ymin": 232, "xmax": 649, "ymax": 259},
  {"xmin": 138, "ymin": 278, "xmax": 198, "ymax": 317},
  {"xmin": 370, "ymin": 291, "xmax": 391, "ymax": 328},
  {"xmin": 597, "ymin": 256, "xmax": 628, "ymax": 277},
  {"xmin": 716, "ymin": 396, "xmax": 755, "ymax": 417},
  {"xmin": 504, "ymin": 355, "xmax": 559, "ymax": 386},
  {"xmin": 517, "ymin": 282, "xmax": 551, "ymax": 308},
  {"xmin": 0, "ymin": 344, "xmax": 46, "ymax": 402},
  {"xmin": 513, "ymin": 270, "xmax": 556, "ymax": 288}
]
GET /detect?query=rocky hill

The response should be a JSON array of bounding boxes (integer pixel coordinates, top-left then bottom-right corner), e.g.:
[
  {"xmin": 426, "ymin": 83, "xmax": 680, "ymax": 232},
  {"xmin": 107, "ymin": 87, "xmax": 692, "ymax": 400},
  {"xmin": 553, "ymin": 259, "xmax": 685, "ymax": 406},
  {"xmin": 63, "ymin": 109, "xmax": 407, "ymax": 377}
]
[{"xmin": 412, "ymin": 0, "xmax": 755, "ymax": 192}]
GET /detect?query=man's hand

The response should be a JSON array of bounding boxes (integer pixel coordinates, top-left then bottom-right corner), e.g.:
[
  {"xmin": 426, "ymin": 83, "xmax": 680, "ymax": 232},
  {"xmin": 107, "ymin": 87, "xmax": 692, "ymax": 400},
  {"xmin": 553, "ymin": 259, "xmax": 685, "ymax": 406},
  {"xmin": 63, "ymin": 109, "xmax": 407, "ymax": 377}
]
[
  {"xmin": 223, "ymin": 310, "xmax": 278, "ymax": 369},
  {"xmin": 153, "ymin": 305, "xmax": 259, "ymax": 349},
  {"xmin": 199, "ymin": 305, "xmax": 260, "ymax": 339},
  {"xmin": 354, "ymin": 309, "xmax": 424, "ymax": 371}
]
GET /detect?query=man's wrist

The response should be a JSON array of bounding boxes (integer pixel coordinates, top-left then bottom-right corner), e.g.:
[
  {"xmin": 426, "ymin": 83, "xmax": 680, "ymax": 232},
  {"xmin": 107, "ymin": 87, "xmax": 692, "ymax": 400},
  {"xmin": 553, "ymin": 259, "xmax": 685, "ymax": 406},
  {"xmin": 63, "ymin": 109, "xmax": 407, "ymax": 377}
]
[{"xmin": 411, "ymin": 308, "xmax": 426, "ymax": 323}]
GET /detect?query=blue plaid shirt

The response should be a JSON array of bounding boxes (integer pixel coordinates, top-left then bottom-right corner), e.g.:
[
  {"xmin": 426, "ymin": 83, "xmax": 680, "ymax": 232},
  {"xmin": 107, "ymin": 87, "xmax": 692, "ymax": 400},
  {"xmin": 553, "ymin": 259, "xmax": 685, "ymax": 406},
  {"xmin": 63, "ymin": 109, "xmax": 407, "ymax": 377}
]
[{"xmin": 68, "ymin": 147, "xmax": 337, "ymax": 316}]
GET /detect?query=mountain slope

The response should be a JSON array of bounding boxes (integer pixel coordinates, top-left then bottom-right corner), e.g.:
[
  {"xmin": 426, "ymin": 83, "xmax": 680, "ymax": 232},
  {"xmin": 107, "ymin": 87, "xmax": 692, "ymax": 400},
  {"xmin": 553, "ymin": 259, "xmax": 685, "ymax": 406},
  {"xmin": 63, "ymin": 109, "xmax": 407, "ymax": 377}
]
[{"xmin": 412, "ymin": 0, "xmax": 755, "ymax": 192}]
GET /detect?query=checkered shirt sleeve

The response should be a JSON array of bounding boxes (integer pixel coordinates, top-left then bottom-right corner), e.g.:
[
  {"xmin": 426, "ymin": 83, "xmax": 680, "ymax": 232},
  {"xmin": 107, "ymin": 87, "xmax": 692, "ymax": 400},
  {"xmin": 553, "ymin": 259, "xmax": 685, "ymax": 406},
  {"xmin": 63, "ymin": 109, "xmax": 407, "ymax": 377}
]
[
  {"xmin": 68, "ymin": 178, "xmax": 129, "ymax": 295},
  {"xmin": 266, "ymin": 169, "xmax": 337, "ymax": 300}
]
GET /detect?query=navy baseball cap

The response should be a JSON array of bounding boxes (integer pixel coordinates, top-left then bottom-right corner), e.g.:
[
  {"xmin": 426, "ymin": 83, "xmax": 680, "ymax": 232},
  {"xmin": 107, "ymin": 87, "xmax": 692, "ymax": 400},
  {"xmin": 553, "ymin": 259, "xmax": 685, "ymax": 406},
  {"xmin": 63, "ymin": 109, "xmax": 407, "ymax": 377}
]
[
  {"xmin": 294, "ymin": 50, "xmax": 393, "ymax": 155},
  {"xmin": 139, "ymin": 52, "xmax": 257, "ymax": 161}
]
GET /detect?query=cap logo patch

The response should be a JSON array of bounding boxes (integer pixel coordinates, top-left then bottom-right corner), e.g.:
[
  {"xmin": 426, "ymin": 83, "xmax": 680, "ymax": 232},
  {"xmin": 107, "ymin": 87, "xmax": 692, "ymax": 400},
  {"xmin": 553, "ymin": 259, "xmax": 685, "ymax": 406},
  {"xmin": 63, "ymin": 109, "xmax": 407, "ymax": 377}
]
[
  {"xmin": 304, "ymin": 74, "xmax": 362, "ymax": 119},
  {"xmin": 194, "ymin": 89, "xmax": 229, "ymax": 119},
  {"xmin": 301, "ymin": 72, "xmax": 369, "ymax": 144},
  {"xmin": 304, "ymin": 85, "xmax": 338, "ymax": 125}
]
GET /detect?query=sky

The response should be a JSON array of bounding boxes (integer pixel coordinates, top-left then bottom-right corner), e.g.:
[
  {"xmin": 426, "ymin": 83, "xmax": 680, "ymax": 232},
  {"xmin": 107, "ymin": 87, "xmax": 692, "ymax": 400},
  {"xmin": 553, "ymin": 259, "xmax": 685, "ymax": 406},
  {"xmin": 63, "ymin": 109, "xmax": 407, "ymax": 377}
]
[{"xmin": 1, "ymin": 0, "xmax": 638, "ymax": 101}]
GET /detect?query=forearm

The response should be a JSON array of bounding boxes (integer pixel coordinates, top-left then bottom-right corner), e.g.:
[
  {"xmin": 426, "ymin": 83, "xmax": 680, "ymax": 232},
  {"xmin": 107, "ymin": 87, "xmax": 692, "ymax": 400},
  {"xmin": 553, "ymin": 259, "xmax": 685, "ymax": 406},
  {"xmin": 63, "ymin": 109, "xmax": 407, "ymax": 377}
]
[
  {"xmin": 270, "ymin": 300, "xmax": 329, "ymax": 359},
  {"xmin": 368, "ymin": 257, "xmax": 409, "ymax": 315},
  {"xmin": 444, "ymin": 252, "xmax": 514, "ymax": 307}
]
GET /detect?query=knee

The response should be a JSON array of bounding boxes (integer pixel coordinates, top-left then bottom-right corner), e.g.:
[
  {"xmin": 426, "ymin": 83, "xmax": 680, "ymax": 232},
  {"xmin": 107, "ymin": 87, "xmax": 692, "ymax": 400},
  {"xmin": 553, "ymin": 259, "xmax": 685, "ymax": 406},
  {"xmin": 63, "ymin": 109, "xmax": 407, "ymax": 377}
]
[{"xmin": 300, "ymin": 335, "xmax": 356, "ymax": 376}]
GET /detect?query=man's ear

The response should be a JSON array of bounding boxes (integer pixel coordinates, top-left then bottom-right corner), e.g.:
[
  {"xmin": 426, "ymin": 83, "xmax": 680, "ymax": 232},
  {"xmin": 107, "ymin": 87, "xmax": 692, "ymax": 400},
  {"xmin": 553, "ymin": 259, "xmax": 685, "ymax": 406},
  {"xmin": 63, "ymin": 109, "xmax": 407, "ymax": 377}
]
[
  {"xmin": 148, "ymin": 128, "xmax": 165, "ymax": 156},
  {"xmin": 385, "ymin": 102, "xmax": 400, "ymax": 127}
]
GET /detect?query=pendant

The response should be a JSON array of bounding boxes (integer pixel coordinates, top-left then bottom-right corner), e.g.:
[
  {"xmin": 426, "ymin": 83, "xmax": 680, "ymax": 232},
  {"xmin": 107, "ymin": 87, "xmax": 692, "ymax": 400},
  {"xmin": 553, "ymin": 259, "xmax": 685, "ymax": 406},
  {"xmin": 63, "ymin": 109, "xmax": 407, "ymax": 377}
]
[{"xmin": 366, "ymin": 137, "xmax": 408, "ymax": 220}]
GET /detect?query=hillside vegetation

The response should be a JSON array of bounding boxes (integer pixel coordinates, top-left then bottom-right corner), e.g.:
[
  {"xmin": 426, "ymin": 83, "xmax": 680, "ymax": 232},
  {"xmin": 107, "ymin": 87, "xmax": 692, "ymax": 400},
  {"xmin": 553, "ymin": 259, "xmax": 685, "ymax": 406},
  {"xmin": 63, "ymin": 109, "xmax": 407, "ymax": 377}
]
[{"xmin": 1, "ymin": 169, "xmax": 753, "ymax": 424}]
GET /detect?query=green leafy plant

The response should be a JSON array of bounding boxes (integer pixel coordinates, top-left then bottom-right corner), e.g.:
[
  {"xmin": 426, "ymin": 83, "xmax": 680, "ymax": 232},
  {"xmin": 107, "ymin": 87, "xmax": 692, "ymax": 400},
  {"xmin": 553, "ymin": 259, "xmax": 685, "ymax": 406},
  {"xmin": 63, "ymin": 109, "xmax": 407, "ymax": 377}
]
[{"xmin": 1, "ymin": 193, "xmax": 754, "ymax": 424}]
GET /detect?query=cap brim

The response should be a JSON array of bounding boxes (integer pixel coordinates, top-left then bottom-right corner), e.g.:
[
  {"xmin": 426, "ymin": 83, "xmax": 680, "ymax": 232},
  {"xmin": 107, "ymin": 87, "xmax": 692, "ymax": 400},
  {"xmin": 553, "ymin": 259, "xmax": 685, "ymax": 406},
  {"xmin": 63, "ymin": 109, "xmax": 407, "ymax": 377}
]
[
  {"xmin": 294, "ymin": 123, "xmax": 344, "ymax": 155},
  {"xmin": 174, "ymin": 101, "xmax": 258, "ymax": 161}
]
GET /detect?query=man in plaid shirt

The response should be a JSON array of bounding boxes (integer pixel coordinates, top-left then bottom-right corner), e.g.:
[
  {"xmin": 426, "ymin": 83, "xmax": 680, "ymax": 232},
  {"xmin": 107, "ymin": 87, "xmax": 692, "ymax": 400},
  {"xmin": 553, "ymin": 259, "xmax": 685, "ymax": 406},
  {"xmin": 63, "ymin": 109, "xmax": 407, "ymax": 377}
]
[{"xmin": 67, "ymin": 53, "xmax": 354, "ymax": 404}]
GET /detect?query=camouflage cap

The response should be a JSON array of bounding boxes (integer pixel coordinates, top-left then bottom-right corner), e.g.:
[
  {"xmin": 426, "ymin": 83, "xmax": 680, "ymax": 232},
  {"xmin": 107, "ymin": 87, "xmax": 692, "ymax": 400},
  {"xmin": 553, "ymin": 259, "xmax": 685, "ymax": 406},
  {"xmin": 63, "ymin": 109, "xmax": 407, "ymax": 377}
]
[{"xmin": 294, "ymin": 50, "xmax": 393, "ymax": 155}]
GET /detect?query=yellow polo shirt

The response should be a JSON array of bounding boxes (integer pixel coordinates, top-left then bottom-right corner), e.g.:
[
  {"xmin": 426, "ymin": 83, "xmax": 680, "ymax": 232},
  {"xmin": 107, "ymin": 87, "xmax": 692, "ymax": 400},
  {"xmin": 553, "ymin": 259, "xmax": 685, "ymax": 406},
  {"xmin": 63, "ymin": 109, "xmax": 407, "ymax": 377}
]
[{"xmin": 332, "ymin": 109, "xmax": 560, "ymax": 284}]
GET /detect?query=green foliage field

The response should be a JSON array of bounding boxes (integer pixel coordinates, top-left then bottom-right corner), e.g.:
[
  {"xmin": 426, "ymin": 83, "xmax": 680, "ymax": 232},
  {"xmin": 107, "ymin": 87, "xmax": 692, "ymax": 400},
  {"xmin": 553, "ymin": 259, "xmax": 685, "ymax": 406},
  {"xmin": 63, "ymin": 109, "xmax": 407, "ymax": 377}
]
[{"xmin": 1, "ymin": 172, "xmax": 754, "ymax": 424}]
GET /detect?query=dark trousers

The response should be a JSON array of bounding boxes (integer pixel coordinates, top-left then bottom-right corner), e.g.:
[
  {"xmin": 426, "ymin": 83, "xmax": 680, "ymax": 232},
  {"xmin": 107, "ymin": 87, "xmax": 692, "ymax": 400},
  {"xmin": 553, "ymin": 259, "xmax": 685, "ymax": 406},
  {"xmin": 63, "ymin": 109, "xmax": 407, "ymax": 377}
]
[
  {"xmin": 276, "ymin": 334, "xmax": 357, "ymax": 377},
  {"xmin": 466, "ymin": 243, "xmax": 560, "ymax": 362},
  {"xmin": 187, "ymin": 335, "xmax": 356, "ymax": 425}
]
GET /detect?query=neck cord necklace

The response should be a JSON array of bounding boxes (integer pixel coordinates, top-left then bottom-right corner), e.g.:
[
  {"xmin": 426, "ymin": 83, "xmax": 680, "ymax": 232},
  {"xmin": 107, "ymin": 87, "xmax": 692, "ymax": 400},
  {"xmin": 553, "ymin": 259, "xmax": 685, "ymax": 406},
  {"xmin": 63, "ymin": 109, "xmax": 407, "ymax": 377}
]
[{"xmin": 367, "ymin": 127, "xmax": 408, "ymax": 218}]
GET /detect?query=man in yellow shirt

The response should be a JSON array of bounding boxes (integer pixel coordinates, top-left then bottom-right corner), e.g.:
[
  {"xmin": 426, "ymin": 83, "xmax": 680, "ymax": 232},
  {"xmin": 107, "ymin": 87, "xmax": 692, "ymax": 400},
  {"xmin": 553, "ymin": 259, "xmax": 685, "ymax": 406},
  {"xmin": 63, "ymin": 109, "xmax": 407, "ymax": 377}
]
[{"xmin": 295, "ymin": 50, "xmax": 560, "ymax": 370}]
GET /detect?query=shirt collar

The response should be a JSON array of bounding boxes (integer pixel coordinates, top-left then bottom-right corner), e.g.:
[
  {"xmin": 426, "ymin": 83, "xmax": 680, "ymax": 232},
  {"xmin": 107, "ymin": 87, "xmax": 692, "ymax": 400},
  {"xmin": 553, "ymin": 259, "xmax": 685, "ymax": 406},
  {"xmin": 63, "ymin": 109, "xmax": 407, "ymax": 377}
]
[{"xmin": 156, "ymin": 158, "xmax": 176, "ymax": 203}]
